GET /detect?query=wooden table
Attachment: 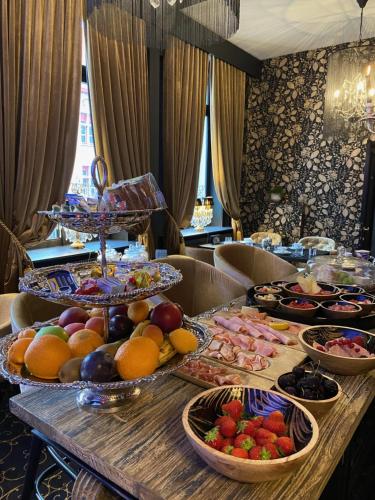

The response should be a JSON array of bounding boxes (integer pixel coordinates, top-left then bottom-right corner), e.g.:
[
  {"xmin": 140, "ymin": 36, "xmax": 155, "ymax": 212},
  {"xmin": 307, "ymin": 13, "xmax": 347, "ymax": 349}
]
[{"xmin": 8, "ymin": 298, "xmax": 375, "ymax": 500}]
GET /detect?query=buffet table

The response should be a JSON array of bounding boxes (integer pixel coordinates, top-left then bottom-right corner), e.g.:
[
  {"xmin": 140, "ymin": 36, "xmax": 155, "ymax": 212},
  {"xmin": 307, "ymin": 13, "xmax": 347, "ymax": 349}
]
[{"xmin": 9, "ymin": 297, "xmax": 375, "ymax": 500}]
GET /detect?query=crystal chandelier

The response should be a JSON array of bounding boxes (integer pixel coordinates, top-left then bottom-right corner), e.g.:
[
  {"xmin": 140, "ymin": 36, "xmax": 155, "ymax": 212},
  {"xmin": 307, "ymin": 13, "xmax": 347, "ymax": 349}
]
[
  {"xmin": 324, "ymin": 0, "xmax": 375, "ymax": 138},
  {"xmin": 191, "ymin": 197, "xmax": 214, "ymax": 231}
]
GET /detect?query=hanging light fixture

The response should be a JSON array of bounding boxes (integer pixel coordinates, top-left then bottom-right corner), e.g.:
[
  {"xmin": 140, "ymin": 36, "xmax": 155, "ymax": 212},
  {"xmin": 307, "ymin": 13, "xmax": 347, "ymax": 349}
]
[{"xmin": 324, "ymin": 0, "xmax": 375, "ymax": 138}]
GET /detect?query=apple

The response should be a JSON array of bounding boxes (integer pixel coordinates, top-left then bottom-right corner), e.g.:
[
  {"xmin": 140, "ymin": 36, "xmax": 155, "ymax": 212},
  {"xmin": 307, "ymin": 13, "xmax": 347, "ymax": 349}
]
[
  {"xmin": 109, "ymin": 305, "xmax": 128, "ymax": 318},
  {"xmin": 150, "ymin": 302, "xmax": 183, "ymax": 333},
  {"xmin": 85, "ymin": 317, "xmax": 105, "ymax": 337},
  {"xmin": 36, "ymin": 325, "xmax": 69, "ymax": 342},
  {"xmin": 59, "ymin": 307, "xmax": 89, "ymax": 327},
  {"xmin": 64, "ymin": 322, "xmax": 86, "ymax": 337}
]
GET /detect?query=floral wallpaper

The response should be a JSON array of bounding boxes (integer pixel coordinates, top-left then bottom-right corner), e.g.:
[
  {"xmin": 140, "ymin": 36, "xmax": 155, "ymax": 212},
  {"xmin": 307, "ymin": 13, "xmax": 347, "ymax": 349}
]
[{"xmin": 240, "ymin": 41, "xmax": 371, "ymax": 248}]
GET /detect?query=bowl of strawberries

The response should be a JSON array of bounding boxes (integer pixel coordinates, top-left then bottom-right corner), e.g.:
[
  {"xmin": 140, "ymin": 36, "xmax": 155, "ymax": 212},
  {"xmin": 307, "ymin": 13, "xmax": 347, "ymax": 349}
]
[{"xmin": 182, "ymin": 386, "xmax": 319, "ymax": 482}]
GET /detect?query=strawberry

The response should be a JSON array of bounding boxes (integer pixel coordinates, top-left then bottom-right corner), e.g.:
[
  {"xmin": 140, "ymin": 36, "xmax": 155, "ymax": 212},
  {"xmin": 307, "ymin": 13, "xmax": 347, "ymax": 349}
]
[
  {"xmin": 214, "ymin": 415, "xmax": 237, "ymax": 437},
  {"xmin": 222, "ymin": 400, "xmax": 244, "ymax": 422},
  {"xmin": 268, "ymin": 410, "xmax": 284, "ymax": 422},
  {"xmin": 231, "ymin": 447, "xmax": 249, "ymax": 459},
  {"xmin": 248, "ymin": 446, "xmax": 271, "ymax": 460},
  {"xmin": 221, "ymin": 437, "xmax": 234, "ymax": 447},
  {"xmin": 234, "ymin": 433, "xmax": 255, "ymax": 451},
  {"xmin": 254, "ymin": 428, "xmax": 277, "ymax": 446},
  {"xmin": 263, "ymin": 442, "xmax": 280, "ymax": 459},
  {"xmin": 221, "ymin": 445, "xmax": 234, "ymax": 455},
  {"xmin": 250, "ymin": 415, "xmax": 264, "ymax": 428},
  {"xmin": 204, "ymin": 427, "xmax": 224, "ymax": 450},
  {"xmin": 237, "ymin": 419, "xmax": 256, "ymax": 437},
  {"xmin": 275, "ymin": 436, "xmax": 295, "ymax": 456},
  {"xmin": 263, "ymin": 417, "xmax": 287, "ymax": 436}
]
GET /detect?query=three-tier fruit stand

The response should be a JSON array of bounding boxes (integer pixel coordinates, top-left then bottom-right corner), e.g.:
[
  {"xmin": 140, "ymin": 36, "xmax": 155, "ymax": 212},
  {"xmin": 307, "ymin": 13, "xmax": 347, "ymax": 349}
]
[{"xmin": 0, "ymin": 158, "xmax": 210, "ymax": 412}]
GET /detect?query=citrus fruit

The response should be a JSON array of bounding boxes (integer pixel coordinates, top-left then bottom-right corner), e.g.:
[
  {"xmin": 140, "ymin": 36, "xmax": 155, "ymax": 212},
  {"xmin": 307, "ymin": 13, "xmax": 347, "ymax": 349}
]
[
  {"xmin": 89, "ymin": 307, "xmax": 104, "ymax": 318},
  {"xmin": 142, "ymin": 324, "xmax": 164, "ymax": 347},
  {"xmin": 115, "ymin": 337, "xmax": 159, "ymax": 380},
  {"xmin": 8, "ymin": 338, "xmax": 34, "ymax": 364},
  {"xmin": 36, "ymin": 325, "xmax": 69, "ymax": 342},
  {"xmin": 24, "ymin": 335, "xmax": 72, "ymax": 379},
  {"xmin": 127, "ymin": 301, "xmax": 149, "ymax": 324},
  {"xmin": 169, "ymin": 328, "xmax": 198, "ymax": 354},
  {"xmin": 269, "ymin": 322, "xmax": 289, "ymax": 331},
  {"xmin": 18, "ymin": 328, "xmax": 36, "ymax": 340},
  {"xmin": 67, "ymin": 329, "xmax": 104, "ymax": 357}
]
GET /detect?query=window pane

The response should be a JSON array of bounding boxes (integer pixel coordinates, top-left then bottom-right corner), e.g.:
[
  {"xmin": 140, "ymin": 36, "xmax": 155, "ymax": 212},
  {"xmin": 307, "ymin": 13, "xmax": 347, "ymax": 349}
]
[{"xmin": 197, "ymin": 116, "xmax": 208, "ymax": 199}]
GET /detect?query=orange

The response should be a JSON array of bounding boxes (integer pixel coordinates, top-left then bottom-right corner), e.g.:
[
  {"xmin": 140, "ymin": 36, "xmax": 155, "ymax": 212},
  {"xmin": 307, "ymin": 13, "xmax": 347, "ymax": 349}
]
[
  {"xmin": 169, "ymin": 328, "xmax": 198, "ymax": 354},
  {"xmin": 142, "ymin": 324, "xmax": 164, "ymax": 347},
  {"xmin": 24, "ymin": 335, "xmax": 72, "ymax": 379},
  {"xmin": 127, "ymin": 301, "xmax": 149, "ymax": 324},
  {"xmin": 67, "ymin": 329, "xmax": 104, "ymax": 357},
  {"xmin": 115, "ymin": 337, "xmax": 159, "ymax": 380},
  {"xmin": 18, "ymin": 328, "xmax": 36, "ymax": 340},
  {"xmin": 8, "ymin": 338, "xmax": 34, "ymax": 364}
]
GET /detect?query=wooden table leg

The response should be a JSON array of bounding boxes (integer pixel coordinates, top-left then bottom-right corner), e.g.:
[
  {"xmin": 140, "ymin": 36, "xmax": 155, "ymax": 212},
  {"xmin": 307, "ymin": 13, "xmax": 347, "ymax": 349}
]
[{"xmin": 21, "ymin": 432, "xmax": 44, "ymax": 500}]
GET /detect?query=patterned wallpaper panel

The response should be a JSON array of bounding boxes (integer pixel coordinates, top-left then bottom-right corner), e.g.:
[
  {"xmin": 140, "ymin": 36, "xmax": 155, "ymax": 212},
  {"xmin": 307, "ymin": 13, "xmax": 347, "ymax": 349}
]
[{"xmin": 240, "ymin": 41, "xmax": 371, "ymax": 248}]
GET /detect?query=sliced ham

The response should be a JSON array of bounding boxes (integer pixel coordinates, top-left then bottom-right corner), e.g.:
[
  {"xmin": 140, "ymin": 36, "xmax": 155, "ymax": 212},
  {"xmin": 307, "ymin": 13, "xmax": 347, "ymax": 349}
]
[
  {"xmin": 252, "ymin": 339, "xmax": 278, "ymax": 357},
  {"xmin": 209, "ymin": 339, "xmax": 223, "ymax": 351},
  {"xmin": 213, "ymin": 316, "xmax": 248, "ymax": 334},
  {"xmin": 214, "ymin": 373, "xmax": 243, "ymax": 385}
]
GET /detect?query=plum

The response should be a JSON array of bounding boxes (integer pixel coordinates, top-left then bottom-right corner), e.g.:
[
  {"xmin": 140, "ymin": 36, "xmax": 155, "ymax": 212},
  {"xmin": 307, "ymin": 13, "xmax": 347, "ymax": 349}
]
[
  {"xmin": 109, "ymin": 305, "xmax": 128, "ymax": 318},
  {"xmin": 80, "ymin": 351, "xmax": 117, "ymax": 382},
  {"xmin": 108, "ymin": 315, "xmax": 133, "ymax": 342}
]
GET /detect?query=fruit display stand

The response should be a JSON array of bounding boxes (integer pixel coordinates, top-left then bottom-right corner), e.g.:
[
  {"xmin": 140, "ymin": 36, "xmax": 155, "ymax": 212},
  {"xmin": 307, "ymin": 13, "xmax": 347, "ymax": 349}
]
[{"xmin": 0, "ymin": 158, "xmax": 211, "ymax": 413}]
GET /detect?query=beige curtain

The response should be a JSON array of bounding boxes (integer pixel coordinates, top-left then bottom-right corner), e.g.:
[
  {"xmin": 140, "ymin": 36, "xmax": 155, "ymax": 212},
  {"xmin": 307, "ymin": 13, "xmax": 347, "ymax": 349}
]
[
  {"xmin": 85, "ymin": 0, "xmax": 153, "ymax": 253},
  {"xmin": 163, "ymin": 37, "xmax": 208, "ymax": 254},
  {"xmin": 0, "ymin": 0, "xmax": 82, "ymax": 292},
  {"xmin": 210, "ymin": 56, "xmax": 246, "ymax": 241}
]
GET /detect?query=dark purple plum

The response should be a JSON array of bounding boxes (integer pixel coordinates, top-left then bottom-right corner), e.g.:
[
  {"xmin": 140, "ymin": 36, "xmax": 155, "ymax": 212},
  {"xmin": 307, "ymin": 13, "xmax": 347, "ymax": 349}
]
[
  {"xmin": 80, "ymin": 351, "xmax": 117, "ymax": 382},
  {"xmin": 108, "ymin": 315, "xmax": 133, "ymax": 342},
  {"xmin": 109, "ymin": 305, "xmax": 128, "ymax": 318}
]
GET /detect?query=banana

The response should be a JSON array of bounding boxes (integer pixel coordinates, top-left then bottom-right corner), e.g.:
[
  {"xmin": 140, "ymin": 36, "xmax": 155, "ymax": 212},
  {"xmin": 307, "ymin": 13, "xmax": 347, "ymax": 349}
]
[
  {"xmin": 130, "ymin": 320, "xmax": 150, "ymax": 339},
  {"xmin": 159, "ymin": 339, "xmax": 177, "ymax": 366}
]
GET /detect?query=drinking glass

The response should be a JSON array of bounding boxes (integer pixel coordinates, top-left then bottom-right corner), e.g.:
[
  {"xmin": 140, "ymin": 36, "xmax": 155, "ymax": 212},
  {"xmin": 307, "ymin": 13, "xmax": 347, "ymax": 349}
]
[{"xmin": 224, "ymin": 236, "xmax": 233, "ymax": 244}]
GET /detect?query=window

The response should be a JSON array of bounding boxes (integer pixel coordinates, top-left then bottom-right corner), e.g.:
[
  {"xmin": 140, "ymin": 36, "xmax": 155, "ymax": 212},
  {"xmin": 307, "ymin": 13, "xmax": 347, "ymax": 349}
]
[
  {"xmin": 88, "ymin": 125, "xmax": 94, "ymax": 144},
  {"xmin": 197, "ymin": 115, "xmax": 209, "ymax": 199}
]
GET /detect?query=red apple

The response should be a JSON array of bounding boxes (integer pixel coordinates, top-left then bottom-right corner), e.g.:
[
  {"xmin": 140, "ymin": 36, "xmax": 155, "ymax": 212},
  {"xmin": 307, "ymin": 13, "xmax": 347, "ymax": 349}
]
[
  {"xmin": 59, "ymin": 307, "xmax": 89, "ymax": 327},
  {"xmin": 64, "ymin": 322, "xmax": 86, "ymax": 337},
  {"xmin": 109, "ymin": 305, "xmax": 128, "ymax": 318},
  {"xmin": 150, "ymin": 302, "xmax": 183, "ymax": 333}
]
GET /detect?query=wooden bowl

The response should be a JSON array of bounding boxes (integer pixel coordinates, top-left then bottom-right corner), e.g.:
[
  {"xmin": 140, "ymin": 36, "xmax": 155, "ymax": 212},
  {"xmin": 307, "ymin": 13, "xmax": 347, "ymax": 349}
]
[
  {"xmin": 275, "ymin": 371, "xmax": 342, "ymax": 419},
  {"xmin": 279, "ymin": 297, "xmax": 320, "ymax": 318},
  {"xmin": 254, "ymin": 293, "xmax": 282, "ymax": 309},
  {"xmin": 182, "ymin": 386, "xmax": 319, "ymax": 483},
  {"xmin": 283, "ymin": 282, "xmax": 340, "ymax": 302},
  {"xmin": 336, "ymin": 284, "xmax": 365, "ymax": 294},
  {"xmin": 270, "ymin": 280, "xmax": 288, "ymax": 287},
  {"xmin": 339, "ymin": 293, "xmax": 375, "ymax": 316},
  {"xmin": 298, "ymin": 326, "xmax": 375, "ymax": 375},
  {"xmin": 320, "ymin": 300, "xmax": 362, "ymax": 320},
  {"xmin": 254, "ymin": 285, "xmax": 283, "ymax": 295}
]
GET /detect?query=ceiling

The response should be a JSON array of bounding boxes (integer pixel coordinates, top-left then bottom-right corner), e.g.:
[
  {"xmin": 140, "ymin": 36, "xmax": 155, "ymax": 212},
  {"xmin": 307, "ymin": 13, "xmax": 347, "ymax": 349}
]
[{"xmin": 228, "ymin": 0, "xmax": 375, "ymax": 60}]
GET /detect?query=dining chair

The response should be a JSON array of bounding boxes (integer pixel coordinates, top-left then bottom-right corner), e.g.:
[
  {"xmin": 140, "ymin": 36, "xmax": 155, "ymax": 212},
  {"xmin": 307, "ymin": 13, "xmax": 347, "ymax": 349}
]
[
  {"xmin": 184, "ymin": 246, "xmax": 214, "ymax": 266},
  {"xmin": 152, "ymin": 255, "xmax": 247, "ymax": 316},
  {"xmin": 250, "ymin": 231, "xmax": 282, "ymax": 245},
  {"xmin": 298, "ymin": 236, "xmax": 335, "ymax": 251},
  {"xmin": 0, "ymin": 293, "xmax": 18, "ymax": 338},
  {"xmin": 11, "ymin": 292, "xmax": 67, "ymax": 332},
  {"xmin": 214, "ymin": 243, "xmax": 297, "ymax": 288}
]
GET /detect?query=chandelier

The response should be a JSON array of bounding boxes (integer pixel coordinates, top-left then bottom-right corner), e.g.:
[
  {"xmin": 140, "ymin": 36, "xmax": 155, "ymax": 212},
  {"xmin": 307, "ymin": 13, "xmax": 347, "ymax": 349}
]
[
  {"xmin": 191, "ymin": 197, "xmax": 214, "ymax": 231},
  {"xmin": 324, "ymin": 0, "xmax": 375, "ymax": 138}
]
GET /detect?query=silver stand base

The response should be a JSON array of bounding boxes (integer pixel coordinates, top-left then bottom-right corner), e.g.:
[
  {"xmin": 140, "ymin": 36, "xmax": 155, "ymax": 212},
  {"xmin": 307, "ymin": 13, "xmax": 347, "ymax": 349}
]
[{"xmin": 76, "ymin": 387, "xmax": 141, "ymax": 413}]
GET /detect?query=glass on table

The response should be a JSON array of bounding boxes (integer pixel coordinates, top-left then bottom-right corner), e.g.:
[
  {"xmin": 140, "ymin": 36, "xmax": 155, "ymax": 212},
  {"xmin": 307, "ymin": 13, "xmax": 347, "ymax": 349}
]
[
  {"xmin": 308, "ymin": 247, "xmax": 317, "ymax": 258},
  {"xmin": 224, "ymin": 236, "xmax": 233, "ymax": 244}
]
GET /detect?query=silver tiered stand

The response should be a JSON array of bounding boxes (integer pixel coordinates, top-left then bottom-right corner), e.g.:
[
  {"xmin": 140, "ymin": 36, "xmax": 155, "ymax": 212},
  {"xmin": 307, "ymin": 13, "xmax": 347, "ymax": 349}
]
[{"xmin": 0, "ymin": 157, "xmax": 210, "ymax": 413}]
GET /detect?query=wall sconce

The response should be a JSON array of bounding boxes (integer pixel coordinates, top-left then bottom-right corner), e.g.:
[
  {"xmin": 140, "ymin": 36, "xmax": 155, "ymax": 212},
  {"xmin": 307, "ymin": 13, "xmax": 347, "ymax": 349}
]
[{"xmin": 191, "ymin": 197, "xmax": 214, "ymax": 231}]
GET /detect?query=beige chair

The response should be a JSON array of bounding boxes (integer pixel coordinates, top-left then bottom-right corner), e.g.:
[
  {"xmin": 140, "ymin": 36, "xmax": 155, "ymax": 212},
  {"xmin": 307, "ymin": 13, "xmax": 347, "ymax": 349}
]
[
  {"xmin": 298, "ymin": 236, "xmax": 335, "ymax": 251},
  {"xmin": 250, "ymin": 231, "xmax": 282, "ymax": 245},
  {"xmin": 11, "ymin": 292, "xmax": 67, "ymax": 332},
  {"xmin": 0, "ymin": 293, "xmax": 18, "ymax": 337},
  {"xmin": 214, "ymin": 243, "xmax": 297, "ymax": 288},
  {"xmin": 184, "ymin": 246, "xmax": 214, "ymax": 266},
  {"xmin": 153, "ymin": 255, "xmax": 246, "ymax": 316}
]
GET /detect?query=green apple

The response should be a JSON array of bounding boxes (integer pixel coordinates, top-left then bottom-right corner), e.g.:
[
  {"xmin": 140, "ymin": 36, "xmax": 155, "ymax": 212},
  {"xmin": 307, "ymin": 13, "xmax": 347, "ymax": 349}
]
[{"xmin": 36, "ymin": 325, "xmax": 69, "ymax": 342}]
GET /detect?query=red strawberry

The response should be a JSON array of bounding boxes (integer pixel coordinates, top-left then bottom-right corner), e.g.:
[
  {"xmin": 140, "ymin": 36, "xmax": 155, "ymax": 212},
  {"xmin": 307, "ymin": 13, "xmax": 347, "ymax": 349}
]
[
  {"xmin": 222, "ymin": 400, "xmax": 244, "ymax": 421},
  {"xmin": 204, "ymin": 427, "xmax": 224, "ymax": 450},
  {"xmin": 231, "ymin": 447, "xmax": 249, "ymax": 459},
  {"xmin": 214, "ymin": 415, "xmax": 237, "ymax": 437},
  {"xmin": 250, "ymin": 415, "xmax": 264, "ymax": 428},
  {"xmin": 263, "ymin": 417, "xmax": 287, "ymax": 436},
  {"xmin": 254, "ymin": 428, "xmax": 277, "ymax": 446},
  {"xmin": 221, "ymin": 437, "xmax": 234, "ymax": 447},
  {"xmin": 221, "ymin": 445, "xmax": 234, "ymax": 455},
  {"xmin": 234, "ymin": 433, "xmax": 256, "ymax": 451},
  {"xmin": 248, "ymin": 445, "xmax": 271, "ymax": 460},
  {"xmin": 263, "ymin": 442, "xmax": 280, "ymax": 459},
  {"xmin": 237, "ymin": 419, "xmax": 256, "ymax": 437},
  {"xmin": 268, "ymin": 410, "xmax": 284, "ymax": 422},
  {"xmin": 275, "ymin": 436, "xmax": 295, "ymax": 456}
]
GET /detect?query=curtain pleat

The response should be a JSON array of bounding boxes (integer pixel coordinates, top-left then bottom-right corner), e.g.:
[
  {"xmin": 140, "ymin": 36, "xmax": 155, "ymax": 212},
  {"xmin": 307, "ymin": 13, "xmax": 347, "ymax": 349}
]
[
  {"xmin": 163, "ymin": 37, "xmax": 208, "ymax": 254},
  {"xmin": 85, "ymin": 0, "xmax": 153, "ymax": 255},
  {"xmin": 0, "ymin": 0, "xmax": 82, "ymax": 292},
  {"xmin": 210, "ymin": 56, "xmax": 246, "ymax": 240}
]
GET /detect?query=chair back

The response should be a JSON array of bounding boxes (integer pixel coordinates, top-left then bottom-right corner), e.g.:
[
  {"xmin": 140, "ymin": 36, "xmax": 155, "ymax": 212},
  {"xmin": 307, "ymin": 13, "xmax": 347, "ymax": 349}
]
[
  {"xmin": 250, "ymin": 231, "xmax": 282, "ymax": 245},
  {"xmin": 0, "ymin": 293, "xmax": 18, "ymax": 337},
  {"xmin": 214, "ymin": 243, "xmax": 297, "ymax": 288},
  {"xmin": 11, "ymin": 292, "xmax": 67, "ymax": 332},
  {"xmin": 298, "ymin": 237, "xmax": 335, "ymax": 251},
  {"xmin": 153, "ymin": 255, "xmax": 246, "ymax": 316}
]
